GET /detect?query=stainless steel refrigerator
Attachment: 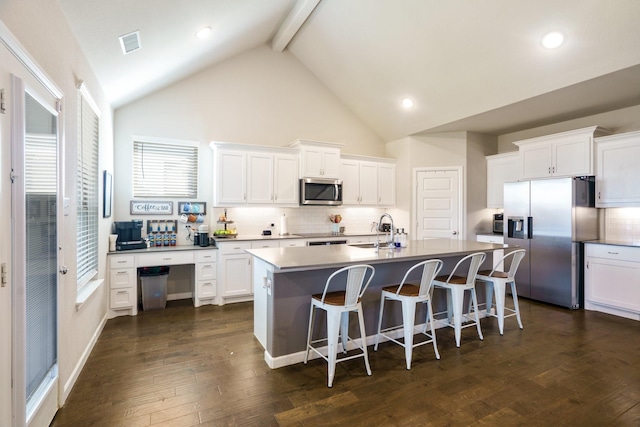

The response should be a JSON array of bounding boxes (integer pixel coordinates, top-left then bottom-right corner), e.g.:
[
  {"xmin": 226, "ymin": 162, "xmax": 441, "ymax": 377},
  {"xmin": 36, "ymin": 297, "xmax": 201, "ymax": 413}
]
[{"xmin": 503, "ymin": 177, "xmax": 598, "ymax": 308}]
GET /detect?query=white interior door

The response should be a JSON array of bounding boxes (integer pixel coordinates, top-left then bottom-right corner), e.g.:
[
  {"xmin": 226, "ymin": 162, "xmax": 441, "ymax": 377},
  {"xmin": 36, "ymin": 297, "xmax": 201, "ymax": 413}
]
[{"xmin": 414, "ymin": 168, "xmax": 462, "ymax": 240}]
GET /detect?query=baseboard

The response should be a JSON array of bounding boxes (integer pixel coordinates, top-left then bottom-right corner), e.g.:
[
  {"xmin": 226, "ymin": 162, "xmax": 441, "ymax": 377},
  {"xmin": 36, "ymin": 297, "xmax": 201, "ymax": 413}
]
[
  {"xmin": 61, "ymin": 313, "xmax": 108, "ymax": 405},
  {"xmin": 167, "ymin": 292, "xmax": 192, "ymax": 301}
]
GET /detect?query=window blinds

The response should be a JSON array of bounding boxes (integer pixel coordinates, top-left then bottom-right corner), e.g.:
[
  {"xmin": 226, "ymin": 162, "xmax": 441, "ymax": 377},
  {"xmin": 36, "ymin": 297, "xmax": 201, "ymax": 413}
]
[
  {"xmin": 76, "ymin": 95, "xmax": 99, "ymax": 288},
  {"xmin": 133, "ymin": 140, "xmax": 198, "ymax": 198}
]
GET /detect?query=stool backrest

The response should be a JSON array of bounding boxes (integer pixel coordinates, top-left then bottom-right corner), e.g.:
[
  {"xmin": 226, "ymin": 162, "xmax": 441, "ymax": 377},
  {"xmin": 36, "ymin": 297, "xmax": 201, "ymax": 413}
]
[
  {"xmin": 502, "ymin": 249, "xmax": 526, "ymax": 279},
  {"xmin": 443, "ymin": 252, "xmax": 486, "ymax": 285},
  {"xmin": 397, "ymin": 259, "xmax": 443, "ymax": 297},
  {"xmin": 322, "ymin": 264, "xmax": 375, "ymax": 309}
]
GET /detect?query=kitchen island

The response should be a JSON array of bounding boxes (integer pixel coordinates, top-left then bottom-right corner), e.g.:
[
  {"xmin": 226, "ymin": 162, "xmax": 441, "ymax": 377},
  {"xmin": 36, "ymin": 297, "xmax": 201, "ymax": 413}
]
[{"xmin": 247, "ymin": 239, "xmax": 505, "ymax": 368}]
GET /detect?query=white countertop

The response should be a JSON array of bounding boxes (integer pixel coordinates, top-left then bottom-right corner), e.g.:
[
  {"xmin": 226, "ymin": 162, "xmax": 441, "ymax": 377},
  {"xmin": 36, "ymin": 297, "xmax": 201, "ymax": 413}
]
[{"xmin": 246, "ymin": 238, "xmax": 504, "ymax": 272}]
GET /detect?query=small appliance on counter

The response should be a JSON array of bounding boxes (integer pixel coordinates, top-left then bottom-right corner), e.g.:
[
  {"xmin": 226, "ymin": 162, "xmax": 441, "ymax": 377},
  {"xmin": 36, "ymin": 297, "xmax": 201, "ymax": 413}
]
[
  {"xmin": 198, "ymin": 225, "xmax": 209, "ymax": 247},
  {"xmin": 493, "ymin": 214, "xmax": 504, "ymax": 234},
  {"xmin": 114, "ymin": 220, "xmax": 147, "ymax": 251}
]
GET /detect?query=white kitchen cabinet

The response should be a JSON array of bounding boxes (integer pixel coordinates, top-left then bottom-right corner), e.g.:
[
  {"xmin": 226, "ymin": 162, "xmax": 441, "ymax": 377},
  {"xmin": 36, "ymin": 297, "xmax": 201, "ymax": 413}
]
[
  {"xmin": 108, "ymin": 254, "xmax": 137, "ymax": 317},
  {"xmin": 214, "ymin": 148, "xmax": 247, "ymax": 205},
  {"xmin": 595, "ymin": 130, "xmax": 640, "ymax": 207},
  {"xmin": 486, "ymin": 152, "xmax": 518, "ymax": 208},
  {"xmin": 514, "ymin": 126, "xmax": 610, "ymax": 180},
  {"xmin": 340, "ymin": 155, "xmax": 396, "ymax": 206},
  {"xmin": 290, "ymin": 139, "xmax": 343, "ymax": 179},
  {"xmin": 194, "ymin": 250, "xmax": 217, "ymax": 307},
  {"xmin": 217, "ymin": 241, "xmax": 253, "ymax": 304},
  {"xmin": 214, "ymin": 143, "xmax": 299, "ymax": 207},
  {"xmin": 585, "ymin": 243, "xmax": 640, "ymax": 321},
  {"xmin": 476, "ymin": 234, "xmax": 505, "ymax": 271},
  {"xmin": 280, "ymin": 239, "xmax": 306, "ymax": 247}
]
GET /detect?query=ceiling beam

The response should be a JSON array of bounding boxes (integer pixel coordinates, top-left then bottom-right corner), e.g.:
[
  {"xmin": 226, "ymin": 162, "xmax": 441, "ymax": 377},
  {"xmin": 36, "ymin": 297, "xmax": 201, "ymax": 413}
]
[{"xmin": 272, "ymin": 0, "xmax": 321, "ymax": 52}]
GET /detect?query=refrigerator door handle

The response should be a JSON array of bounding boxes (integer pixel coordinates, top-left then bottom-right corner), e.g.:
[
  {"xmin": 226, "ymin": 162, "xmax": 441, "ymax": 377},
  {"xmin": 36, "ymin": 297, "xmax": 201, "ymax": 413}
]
[{"xmin": 527, "ymin": 216, "xmax": 533, "ymax": 239}]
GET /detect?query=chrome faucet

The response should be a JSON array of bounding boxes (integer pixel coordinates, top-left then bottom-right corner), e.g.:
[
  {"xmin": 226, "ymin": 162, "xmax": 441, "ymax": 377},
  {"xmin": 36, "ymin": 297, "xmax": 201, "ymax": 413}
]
[{"xmin": 378, "ymin": 213, "xmax": 395, "ymax": 248}]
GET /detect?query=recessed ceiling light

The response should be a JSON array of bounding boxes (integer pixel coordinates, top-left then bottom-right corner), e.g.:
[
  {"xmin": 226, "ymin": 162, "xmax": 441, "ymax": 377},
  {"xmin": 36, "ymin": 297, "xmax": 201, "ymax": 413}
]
[
  {"xmin": 195, "ymin": 27, "xmax": 212, "ymax": 40},
  {"xmin": 402, "ymin": 98, "xmax": 414, "ymax": 109},
  {"xmin": 542, "ymin": 31, "xmax": 564, "ymax": 49}
]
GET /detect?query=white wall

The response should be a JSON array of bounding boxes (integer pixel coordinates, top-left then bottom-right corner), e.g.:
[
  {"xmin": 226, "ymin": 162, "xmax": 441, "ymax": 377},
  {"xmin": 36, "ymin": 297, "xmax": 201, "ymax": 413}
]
[{"xmin": 0, "ymin": 2, "xmax": 114, "ymax": 424}]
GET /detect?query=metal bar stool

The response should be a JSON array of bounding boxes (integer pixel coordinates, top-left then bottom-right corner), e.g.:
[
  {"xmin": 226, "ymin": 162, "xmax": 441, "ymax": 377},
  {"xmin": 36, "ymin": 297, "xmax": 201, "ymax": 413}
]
[
  {"xmin": 374, "ymin": 259, "xmax": 443, "ymax": 369},
  {"xmin": 304, "ymin": 264, "xmax": 375, "ymax": 387},
  {"xmin": 432, "ymin": 252, "xmax": 486, "ymax": 347},
  {"xmin": 476, "ymin": 249, "xmax": 526, "ymax": 335}
]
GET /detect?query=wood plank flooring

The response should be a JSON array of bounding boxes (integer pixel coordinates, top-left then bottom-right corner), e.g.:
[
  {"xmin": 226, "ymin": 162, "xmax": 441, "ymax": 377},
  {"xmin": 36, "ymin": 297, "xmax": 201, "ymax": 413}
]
[{"xmin": 51, "ymin": 298, "xmax": 640, "ymax": 426}]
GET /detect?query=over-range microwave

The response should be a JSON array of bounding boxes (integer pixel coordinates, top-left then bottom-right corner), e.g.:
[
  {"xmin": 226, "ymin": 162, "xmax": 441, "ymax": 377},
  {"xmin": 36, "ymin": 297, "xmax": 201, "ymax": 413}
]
[{"xmin": 300, "ymin": 178, "xmax": 343, "ymax": 206}]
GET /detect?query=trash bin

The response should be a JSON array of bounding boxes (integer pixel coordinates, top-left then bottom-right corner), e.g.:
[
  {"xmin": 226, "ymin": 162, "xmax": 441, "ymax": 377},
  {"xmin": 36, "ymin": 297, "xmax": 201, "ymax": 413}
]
[{"xmin": 139, "ymin": 266, "xmax": 170, "ymax": 310}]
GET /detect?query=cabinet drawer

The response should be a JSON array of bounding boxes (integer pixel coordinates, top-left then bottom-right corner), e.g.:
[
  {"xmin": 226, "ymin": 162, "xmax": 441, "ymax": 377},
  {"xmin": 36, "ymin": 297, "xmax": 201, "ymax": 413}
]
[
  {"xmin": 476, "ymin": 235, "xmax": 505, "ymax": 245},
  {"xmin": 197, "ymin": 263, "xmax": 217, "ymax": 281},
  {"xmin": 138, "ymin": 251, "xmax": 194, "ymax": 267},
  {"xmin": 251, "ymin": 241, "xmax": 279, "ymax": 249},
  {"xmin": 585, "ymin": 244, "xmax": 640, "ymax": 262},
  {"xmin": 196, "ymin": 250, "xmax": 217, "ymax": 263},
  {"xmin": 110, "ymin": 288, "xmax": 135, "ymax": 309},
  {"xmin": 110, "ymin": 268, "xmax": 136, "ymax": 289},
  {"xmin": 280, "ymin": 239, "xmax": 306, "ymax": 247},
  {"xmin": 197, "ymin": 280, "xmax": 217, "ymax": 298},
  {"xmin": 109, "ymin": 255, "xmax": 135, "ymax": 269},
  {"xmin": 217, "ymin": 241, "xmax": 252, "ymax": 255}
]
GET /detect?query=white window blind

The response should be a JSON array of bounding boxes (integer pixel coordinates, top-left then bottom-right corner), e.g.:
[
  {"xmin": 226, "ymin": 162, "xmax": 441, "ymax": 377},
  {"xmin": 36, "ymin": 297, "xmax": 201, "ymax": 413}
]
[
  {"xmin": 76, "ymin": 93, "xmax": 99, "ymax": 288},
  {"xmin": 133, "ymin": 140, "xmax": 198, "ymax": 198}
]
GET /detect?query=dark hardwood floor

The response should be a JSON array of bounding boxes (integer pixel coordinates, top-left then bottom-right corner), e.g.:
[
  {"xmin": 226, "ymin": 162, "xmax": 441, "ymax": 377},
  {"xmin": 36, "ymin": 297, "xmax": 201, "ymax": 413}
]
[{"xmin": 51, "ymin": 297, "xmax": 640, "ymax": 426}]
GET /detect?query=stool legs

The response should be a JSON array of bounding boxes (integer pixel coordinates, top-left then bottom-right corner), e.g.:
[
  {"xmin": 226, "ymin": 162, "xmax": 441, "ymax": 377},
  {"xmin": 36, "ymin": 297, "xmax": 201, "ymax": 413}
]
[
  {"xmin": 447, "ymin": 286, "xmax": 483, "ymax": 347},
  {"xmin": 356, "ymin": 303, "xmax": 372, "ymax": 377},
  {"xmin": 510, "ymin": 281, "xmax": 524, "ymax": 329},
  {"xmin": 401, "ymin": 300, "xmax": 416, "ymax": 370},
  {"xmin": 326, "ymin": 308, "xmax": 341, "ymax": 387}
]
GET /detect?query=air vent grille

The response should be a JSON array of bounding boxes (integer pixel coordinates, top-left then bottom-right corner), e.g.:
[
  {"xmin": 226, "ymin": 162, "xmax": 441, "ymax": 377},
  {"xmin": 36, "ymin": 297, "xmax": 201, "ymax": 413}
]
[{"xmin": 119, "ymin": 31, "xmax": 141, "ymax": 55}]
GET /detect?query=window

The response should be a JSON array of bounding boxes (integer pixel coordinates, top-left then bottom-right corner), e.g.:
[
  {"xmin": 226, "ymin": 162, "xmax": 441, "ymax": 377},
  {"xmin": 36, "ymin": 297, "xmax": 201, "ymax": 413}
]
[
  {"xmin": 133, "ymin": 139, "xmax": 198, "ymax": 198},
  {"xmin": 77, "ymin": 85, "xmax": 100, "ymax": 289}
]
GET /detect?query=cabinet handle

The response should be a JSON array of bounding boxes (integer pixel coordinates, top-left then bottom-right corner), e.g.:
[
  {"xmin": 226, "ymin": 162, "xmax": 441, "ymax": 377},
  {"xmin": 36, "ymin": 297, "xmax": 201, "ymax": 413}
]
[
  {"xmin": 552, "ymin": 166, "xmax": 555, "ymax": 173},
  {"xmin": 116, "ymin": 271, "xmax": 128, "ymax": 275},
  {"xmin": 117, "ymin": 290, "xmax": 128, "ymax": 294},
  {"xmin": 162, "ymin": 257, "xmax": 172, "ymax": 261},
  {"xmin": 117, "ymin": 260, "xmax": 127, "ymax": 264},
  {"xmin": 548, "ymin": 166, "xmax": 551, "ymax": 174},
  {"xmin": 586, "ymin": 261, "xmax": 589, "ymax": 269},
  {"xmin": 598, "ymin": 191, "xmax": 601, "ymax": 200},
  {"xmin": 607, "ymin": 251, "xmax": 619, "ymax": 255}
]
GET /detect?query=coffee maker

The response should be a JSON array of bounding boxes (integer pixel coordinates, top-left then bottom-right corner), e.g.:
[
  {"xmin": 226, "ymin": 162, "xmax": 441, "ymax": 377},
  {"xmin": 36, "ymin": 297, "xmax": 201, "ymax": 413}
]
[{"xmin": 113, "ymin": 220, "xmax": 147, "ymax": 251}]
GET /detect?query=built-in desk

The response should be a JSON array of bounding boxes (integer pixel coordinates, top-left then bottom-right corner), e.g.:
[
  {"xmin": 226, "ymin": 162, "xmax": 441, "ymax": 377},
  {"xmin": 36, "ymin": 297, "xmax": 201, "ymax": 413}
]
[{"xmin": 107, "ymin": 246, "xmax": 218, "ymax": 318}]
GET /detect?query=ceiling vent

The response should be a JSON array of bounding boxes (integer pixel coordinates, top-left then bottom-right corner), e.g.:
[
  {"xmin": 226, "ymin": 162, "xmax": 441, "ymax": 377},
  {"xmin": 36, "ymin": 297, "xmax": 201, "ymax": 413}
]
[{"xmin": 119, "ymin": 31, "xmax": 141, "ymax": 55}]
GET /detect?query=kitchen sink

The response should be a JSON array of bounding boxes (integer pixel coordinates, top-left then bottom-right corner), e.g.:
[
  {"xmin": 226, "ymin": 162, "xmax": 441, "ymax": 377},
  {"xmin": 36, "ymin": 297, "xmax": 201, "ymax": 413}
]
[{"xmin": 348, "ymin": 243, "xmax": 379, "ymax": 248}]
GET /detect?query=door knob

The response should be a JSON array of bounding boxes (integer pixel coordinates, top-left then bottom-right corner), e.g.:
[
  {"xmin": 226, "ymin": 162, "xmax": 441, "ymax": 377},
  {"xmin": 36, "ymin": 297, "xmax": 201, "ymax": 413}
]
[
  {"xmin": 59, "ymin": 266, "xmax": 68, "ymax": 275},
  {"xmin": 452, "ymin": 231, "xmax": 458, "ymax": 235}
]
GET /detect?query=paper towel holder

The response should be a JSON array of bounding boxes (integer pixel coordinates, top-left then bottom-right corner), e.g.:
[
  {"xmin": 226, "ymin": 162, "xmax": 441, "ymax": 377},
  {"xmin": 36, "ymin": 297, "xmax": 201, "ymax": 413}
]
[{"xmin": 279, "ymin": 213, "xmax": 289, "ymax": 236}]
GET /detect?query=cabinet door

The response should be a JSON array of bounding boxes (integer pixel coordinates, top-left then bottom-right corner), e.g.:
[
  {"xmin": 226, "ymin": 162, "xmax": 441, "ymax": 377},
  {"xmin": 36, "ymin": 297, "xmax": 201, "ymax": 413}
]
[
  {"xmin": 221, "ymin": 255, "xmax": 252, "ymax": 297},
  {"xmin": 519, "ymin": 143, "xmax": 551, "ymax": 179},
  {"xmin": 247, "ymin": 152, "xmax": 273, "ymax": 204},
  {"xmin": 322, "ymin": 148, "xmax": 341, "ymax": 178},
  {"xmin": 377, "ymin": 163, "xmax": 396, "ymax": 206},
  {"xmin": 216, "ymin": 150, "xmax": 246, "ymax": 205},
  {"xmin": 553, "ymin": 137, "xmax": 591, "ymax": 177},
  {"xmin": 340, "ymin": 159, "xmax": 360, "ymax": 205},
  {"xmin": 110, "ymin": 288, "xmax": 135, "ymax": 310},
  {"xmin": 585, "ymin": 257, "xmax": 640, "ymax": 313},
  {"xmin": 486, "ymin": 153, "xmax": 518, "ymax": 208},
  {"xmin": 273, "ymin": 154, "xmax": 298, "ymax": 204},
  {"xmin": 596, "ymin": 133, "xmax": 640, "ymax": 207},
  {"xmin": 301, "ymin": 147, "xmax": 323, "ymax": 177},
  {"xmin": 358, "ymin": 161, "xmax": 378, "ymax": 205},
  {"xmin": 110, "ymin": 268, "xmax": 135, "ymax": 289}
]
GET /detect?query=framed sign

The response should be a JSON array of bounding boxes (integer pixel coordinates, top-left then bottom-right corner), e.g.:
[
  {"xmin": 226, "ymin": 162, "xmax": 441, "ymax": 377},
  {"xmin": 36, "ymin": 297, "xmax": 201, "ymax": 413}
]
[
  {"xmin": 103, "ymin": 171, "xmax": 112, "ymax": 218},
  {"xmin": 130, "ymin": 201, "xmax": 173, "ymax": 215}
]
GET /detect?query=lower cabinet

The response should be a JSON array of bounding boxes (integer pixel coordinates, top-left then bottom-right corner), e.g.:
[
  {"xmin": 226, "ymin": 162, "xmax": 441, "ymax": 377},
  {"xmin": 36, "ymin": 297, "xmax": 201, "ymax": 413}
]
[
  {"xmin": 585, "ymin": 243, "xmax": 640, "ymax": 321},
  {"xmin": 194, "ymin": 250, "xmax": 217, "ymax": 307},
  {"xmin": 108, "ymin": 254, "xmax": 137, "ymax": 317},
  {"xmin": 217, "ymin": 241, "xmax": 253, "ymax": 304}
]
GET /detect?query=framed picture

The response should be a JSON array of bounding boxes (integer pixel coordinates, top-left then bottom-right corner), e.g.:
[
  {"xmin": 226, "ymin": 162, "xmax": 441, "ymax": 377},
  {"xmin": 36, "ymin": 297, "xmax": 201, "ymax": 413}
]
[
  {"xmin": 130, "ymin": 201, "xmax": 173, "ymax": 215},
  {"xmin": 103, "ymin": 171, "xmax": 112, "ymax": 218},
  {"xmin": 178, "ymin": 201, "xmax": 207, "ymax": 215}
]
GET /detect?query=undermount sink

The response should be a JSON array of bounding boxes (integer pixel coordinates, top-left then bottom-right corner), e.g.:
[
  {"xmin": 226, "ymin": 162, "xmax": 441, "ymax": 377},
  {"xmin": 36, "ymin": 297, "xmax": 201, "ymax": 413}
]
[{"xmin": 348, "ymin": 243, "xmax": 379, "ymax": 248}]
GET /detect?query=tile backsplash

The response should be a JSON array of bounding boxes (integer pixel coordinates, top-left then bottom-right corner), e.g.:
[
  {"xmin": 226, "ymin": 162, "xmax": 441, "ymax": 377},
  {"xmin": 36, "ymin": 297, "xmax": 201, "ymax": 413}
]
[
  {"xmin": 210, "ymin": 206, "xmax": 396, "ymax": 237},
  {"xmin": 604, "ymin": 208, "xmax": 640, "ymax": 244}
]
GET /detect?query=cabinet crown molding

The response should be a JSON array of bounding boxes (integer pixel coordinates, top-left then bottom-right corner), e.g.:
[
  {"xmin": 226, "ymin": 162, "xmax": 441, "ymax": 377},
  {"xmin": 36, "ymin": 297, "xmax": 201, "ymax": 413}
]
[
  {"xmin": 513, "ymin": 125, "xmax": 612, "ymax": 147},
  {"xmin": 288, "ymin": 139, "xmax": 345, "ymax": 149},
  {"xmin": 341, "ymin": 153, "xmax": 396, "ymax": 163}
]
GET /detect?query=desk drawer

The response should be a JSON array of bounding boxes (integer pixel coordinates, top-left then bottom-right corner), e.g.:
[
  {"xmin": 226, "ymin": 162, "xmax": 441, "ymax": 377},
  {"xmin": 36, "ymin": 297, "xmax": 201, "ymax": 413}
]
[
  {"xmin": 197, "ymin": 263, "xmax": 217, "ymax": 280},
  {"xmin": 110, "ymin": 288, "xmax": 135, "ymax": 309},
  {"xmin": 110, "ymin": 255, "xmax": 135, "ymax": 269},
  {"xmin": 110, "ymin": 268, "xmax": 136, "ymax": 289},
  {"xmin": 138, "ymin": 251, "xmax": 194, "ymax": 267}
]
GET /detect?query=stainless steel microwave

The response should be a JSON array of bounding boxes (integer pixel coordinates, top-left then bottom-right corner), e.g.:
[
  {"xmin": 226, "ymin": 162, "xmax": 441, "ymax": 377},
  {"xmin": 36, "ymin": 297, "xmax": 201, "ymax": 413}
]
[{"xmin": 300, "ymin": 178, "xmax": 343, "ymax": 205}]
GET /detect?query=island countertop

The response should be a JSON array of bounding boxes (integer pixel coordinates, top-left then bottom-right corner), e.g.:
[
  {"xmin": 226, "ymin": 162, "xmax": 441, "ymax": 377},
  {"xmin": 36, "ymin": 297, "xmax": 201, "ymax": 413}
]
[{"xmin": 246, "ymin": 238, "xmax": 504, "ymax": 272}]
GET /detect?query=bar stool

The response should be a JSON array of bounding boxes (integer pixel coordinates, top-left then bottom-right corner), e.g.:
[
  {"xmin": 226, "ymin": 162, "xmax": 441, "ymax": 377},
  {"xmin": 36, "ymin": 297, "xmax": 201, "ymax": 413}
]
[
  {"xmin": 432, "ymin": 252, "xmax": 486, "ymax": 347},
  {"xmin": 374, "ymin": 259, "xmax": 443, "ymax": 369},
  {"xmin": 304, "ymin": 264, "xmax": 375, "ymax": 387},
  {"xmin": 476, "ymin": 249, "xmax": 526, "ymax": 335}
]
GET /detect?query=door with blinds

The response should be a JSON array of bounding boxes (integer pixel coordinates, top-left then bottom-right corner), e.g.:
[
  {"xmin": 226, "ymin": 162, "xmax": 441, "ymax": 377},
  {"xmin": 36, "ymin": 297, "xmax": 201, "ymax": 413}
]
[{"xmin": 11, "ymin": 74, "xmax": 62, "ymax": 426}]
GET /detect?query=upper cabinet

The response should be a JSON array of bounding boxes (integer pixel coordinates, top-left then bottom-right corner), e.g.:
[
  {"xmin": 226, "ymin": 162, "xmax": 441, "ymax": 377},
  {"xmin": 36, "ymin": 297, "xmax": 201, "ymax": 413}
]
[
  {"xmin": 486, "ymin": 152, "xmax": 519, "ymax": 208},
  {"xmin": 212, "ymin": 143, "xmax": 299, "ymax": 207},
  {"xmin": 290, "ymin": 139, "xmax": 343, "ymax": 179},
  {"xmin": 514, "ymin": 126, "xmax": 611, "ymax": 180},
  {"xmin": 340, "ymin": 155, "xmax": 396, "ymax": 207},
  {"xmin": 595, "ymin": 130, "xmax": 640, "ymax": 207}
]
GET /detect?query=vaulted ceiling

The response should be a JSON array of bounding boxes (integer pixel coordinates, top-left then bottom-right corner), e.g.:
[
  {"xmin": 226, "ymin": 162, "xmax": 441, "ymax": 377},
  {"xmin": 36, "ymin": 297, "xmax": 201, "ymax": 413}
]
[{"xmin": 58, "ymin": 0, "xmax": 640, "ymax": 141}]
